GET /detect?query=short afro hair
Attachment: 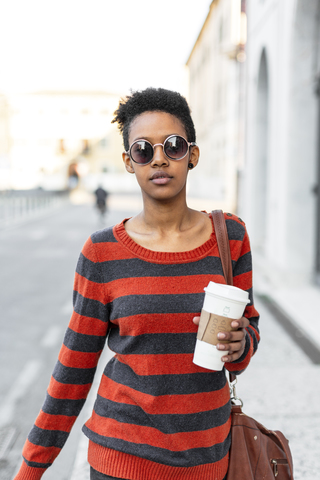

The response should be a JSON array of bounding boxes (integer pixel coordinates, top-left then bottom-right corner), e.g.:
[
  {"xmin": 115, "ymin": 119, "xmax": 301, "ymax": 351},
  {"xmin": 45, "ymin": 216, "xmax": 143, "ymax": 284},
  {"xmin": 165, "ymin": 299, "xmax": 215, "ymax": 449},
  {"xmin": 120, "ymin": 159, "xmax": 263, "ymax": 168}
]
[{"xmin": 112, "ymin": 87, "xmax": 196, "ymax": 151}]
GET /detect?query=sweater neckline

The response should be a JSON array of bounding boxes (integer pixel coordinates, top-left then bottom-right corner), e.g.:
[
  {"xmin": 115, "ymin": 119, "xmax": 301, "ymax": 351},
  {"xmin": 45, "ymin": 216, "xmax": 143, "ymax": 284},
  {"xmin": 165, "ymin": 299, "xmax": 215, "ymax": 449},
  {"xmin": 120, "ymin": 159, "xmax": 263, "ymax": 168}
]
[{"xmin": 113, "ymin": 212, "xmax": 217, "ymax": 264}]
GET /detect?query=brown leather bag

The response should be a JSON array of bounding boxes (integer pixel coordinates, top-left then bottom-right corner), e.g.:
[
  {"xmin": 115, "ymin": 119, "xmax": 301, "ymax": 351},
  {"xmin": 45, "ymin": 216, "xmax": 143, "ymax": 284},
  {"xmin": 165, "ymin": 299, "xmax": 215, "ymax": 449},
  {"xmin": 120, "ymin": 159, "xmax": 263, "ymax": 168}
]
[{"xmin": 211, "ymin": 210, "xmax": 294, "ymax": 479}]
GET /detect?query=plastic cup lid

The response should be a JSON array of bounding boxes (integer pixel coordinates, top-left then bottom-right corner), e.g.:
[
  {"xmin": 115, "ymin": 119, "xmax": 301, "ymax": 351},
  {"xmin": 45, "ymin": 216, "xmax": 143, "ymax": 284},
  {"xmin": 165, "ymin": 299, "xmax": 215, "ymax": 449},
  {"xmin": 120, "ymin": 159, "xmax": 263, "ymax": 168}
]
[{"xmin": 204, "ymin": 281, "xmax": 249, "ymax": 303}]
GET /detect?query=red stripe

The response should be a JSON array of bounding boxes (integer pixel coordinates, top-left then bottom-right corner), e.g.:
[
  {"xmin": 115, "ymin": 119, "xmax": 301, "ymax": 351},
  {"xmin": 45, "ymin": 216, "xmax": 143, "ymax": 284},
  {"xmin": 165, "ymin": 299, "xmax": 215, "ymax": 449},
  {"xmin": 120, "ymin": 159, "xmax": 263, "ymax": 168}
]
[
  {"xmin": 233, "ymin": 270, "xmax": 252, "ymax": 290},
  {"xmin": 112, "ymin": 313, "xmax": 198, "ymax": 335},
  {"xmin": 116, "ymin": 353, "xmax": 213, "ymax": 375},
  {"xmin": 226, "ymin": 338, "xmax": 254, "ymax": 372},
  {"xmin": 68, "ymin": 311, "xmax": 108, "ymax": 336},
  {"xmin": 74, "ymin": 272, "xmax": 106, "ymax": 302},
  {"xmin": 88, "ymin": 443, "xmax": 228, "ymax": 480},
  {"xmin": 107, "ymin": 274, "xmax": 222, "ymax": 300},
  {"xmin": 86, "ymin": 412, "xmax": 230, "ymax": 451},
  {"xmin": 34, "ymin": 411, "xmax": 76, "ymax": 433},
  {"xmin": 94, "ymin": 241, "xmax": 136, "ymax": 261},
  {"xmin": 58, "ymin": 344, "xmax": 102, "ymax": 369},
  {"xmin": 97, "ymin": 375, "xmax": 230, "ymax": 414},
  {"xmin": 83, "ymin": 237, "xmax": 136, "ymax": 263},
  {"xmin": 23, "ymin": 438, "xmax": 61, "ymax": 463},
  {"xmin": 48, "ymin": 376, "xmax": 91, "ymax": 399},
  {"xmin": 81, "ymin": 237, "xmax": 96, "ymax": 262},
  {"xmin": 248, "ymin": 324, "xmax": 260, "ymax": 343},
  {"xmin": 229, "ymin": 239, "xmax": 243, "ymax": 258}
]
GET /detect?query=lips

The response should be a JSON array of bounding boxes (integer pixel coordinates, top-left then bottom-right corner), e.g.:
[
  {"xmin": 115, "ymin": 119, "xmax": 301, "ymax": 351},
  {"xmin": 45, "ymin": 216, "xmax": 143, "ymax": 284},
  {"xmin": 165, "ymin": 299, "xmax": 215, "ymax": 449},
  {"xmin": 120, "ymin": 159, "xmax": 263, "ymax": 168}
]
[
  {"xmin": 150, "ymin": 171, "xmax": 172, "ymax": 185},
  {"xmin": 150, "ymin": 171, "xmax": 171, "ymax": 180}
]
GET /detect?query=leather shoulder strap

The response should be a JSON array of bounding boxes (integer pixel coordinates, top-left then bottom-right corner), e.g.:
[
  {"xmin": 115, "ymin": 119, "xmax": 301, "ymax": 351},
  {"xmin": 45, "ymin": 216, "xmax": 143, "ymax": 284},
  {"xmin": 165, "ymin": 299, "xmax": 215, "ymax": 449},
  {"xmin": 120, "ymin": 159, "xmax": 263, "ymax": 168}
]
[
  {"xmin": 211, "ymin": 210, "xmax": 233, "ymax": 286},
  {"xmin": 274, "ymin": 431, "xmax": 294, "ymax": 479},
  {"xmin": 211, "ymin": 210, "xmax": 236, "ymax": 384}
]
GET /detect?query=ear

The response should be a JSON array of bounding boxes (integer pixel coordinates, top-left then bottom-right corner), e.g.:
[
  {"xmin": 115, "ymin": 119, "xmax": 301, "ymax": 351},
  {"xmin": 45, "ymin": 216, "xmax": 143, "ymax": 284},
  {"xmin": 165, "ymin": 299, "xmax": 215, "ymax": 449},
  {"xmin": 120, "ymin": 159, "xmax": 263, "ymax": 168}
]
[
  {"xmin": 188, "ymin": 145, "xmax": 200, "ymax": 169},
  {"xmin": 122, "ymin": 152, "xmax": 135, "ymax": 174}
]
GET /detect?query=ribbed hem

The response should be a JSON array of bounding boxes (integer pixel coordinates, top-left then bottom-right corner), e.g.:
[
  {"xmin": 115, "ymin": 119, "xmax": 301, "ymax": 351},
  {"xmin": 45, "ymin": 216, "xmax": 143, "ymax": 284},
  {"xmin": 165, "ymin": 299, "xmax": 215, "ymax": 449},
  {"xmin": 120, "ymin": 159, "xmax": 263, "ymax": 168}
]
[
  {"xmin": 13, "ymin": 461, "xmax": 46, "ymax": 480},
  {"xmin": 88, "ymin": 441, "xmax": 228, "ymax": 480},
  {"xmin": 113, "ymin": 214, "xmax": 217, "ymax": 264}
]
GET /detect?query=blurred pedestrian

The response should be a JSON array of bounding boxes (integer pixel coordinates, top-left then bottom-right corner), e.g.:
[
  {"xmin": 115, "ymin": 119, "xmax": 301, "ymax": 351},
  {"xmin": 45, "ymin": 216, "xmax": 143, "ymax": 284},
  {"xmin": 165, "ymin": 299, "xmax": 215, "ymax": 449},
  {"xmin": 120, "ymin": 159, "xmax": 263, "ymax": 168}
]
[
  {"xmin": 68, "ymin": 162, "xmax": 80, "ymax": 189},
  {"xmin": 14, "ymin": 88, "xmax": 260, "ymax": 480},
  {"xmin": 94, "ymin": 185, "xmax": 108, "ymax": 222}
]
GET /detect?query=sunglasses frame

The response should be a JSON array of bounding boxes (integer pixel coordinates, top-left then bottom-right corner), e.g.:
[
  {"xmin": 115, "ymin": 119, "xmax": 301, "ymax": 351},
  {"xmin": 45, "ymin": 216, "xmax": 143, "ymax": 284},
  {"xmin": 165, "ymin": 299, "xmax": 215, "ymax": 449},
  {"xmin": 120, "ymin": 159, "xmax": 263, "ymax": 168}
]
[{"xmin": 126, "ymin": 135, "xmax": 197, "ymax": 165}]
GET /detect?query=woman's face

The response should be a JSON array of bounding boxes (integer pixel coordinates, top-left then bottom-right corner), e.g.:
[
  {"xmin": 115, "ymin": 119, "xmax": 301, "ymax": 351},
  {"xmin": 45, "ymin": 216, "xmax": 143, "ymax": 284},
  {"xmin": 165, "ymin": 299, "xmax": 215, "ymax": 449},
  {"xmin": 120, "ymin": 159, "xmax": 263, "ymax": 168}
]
[{"xmin": 122, "ymin": 111, "xmax": 199, "ymax": 202}]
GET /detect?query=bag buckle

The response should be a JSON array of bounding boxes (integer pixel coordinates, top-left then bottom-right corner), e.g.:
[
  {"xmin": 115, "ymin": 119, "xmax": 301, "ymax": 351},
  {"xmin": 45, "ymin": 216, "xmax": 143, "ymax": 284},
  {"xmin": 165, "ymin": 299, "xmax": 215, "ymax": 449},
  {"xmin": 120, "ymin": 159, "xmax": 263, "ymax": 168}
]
[
  {"xmin": 229, "ymin": 376, "xmax": 243, "ymax": 407},
  {"xmin": 271, "ymin": 459, "xmax": 279, "ymax": 477},
  {"xmin": 271, "ymin": 459, "xmax": 288, "ymax": 477}
]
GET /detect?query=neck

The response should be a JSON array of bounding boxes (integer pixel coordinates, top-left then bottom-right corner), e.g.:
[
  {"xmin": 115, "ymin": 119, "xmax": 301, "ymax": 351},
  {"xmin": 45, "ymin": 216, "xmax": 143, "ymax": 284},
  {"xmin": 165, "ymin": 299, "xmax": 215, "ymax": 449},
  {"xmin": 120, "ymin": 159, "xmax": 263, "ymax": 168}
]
[{"xmin": 139, "ymin": 192, "xmax": 191, "ymax": 233}]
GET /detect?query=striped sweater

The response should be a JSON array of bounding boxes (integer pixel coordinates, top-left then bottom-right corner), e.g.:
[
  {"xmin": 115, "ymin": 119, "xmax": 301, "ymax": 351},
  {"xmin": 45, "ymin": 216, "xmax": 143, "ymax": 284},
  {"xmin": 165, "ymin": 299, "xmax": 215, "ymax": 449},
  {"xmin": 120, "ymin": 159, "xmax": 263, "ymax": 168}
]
[{"xmin": 15, "ymin": 212, "xmax": 260, "ymax": 480}]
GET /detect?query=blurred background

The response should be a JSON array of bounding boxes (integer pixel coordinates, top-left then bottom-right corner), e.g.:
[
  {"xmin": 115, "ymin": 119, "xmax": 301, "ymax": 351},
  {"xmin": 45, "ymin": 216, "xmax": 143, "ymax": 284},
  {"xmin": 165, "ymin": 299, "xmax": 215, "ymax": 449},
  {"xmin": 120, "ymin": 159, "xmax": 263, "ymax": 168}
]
[{"xmin": 0, "ymin": 1, "xmax": 320, "ymax": 479}]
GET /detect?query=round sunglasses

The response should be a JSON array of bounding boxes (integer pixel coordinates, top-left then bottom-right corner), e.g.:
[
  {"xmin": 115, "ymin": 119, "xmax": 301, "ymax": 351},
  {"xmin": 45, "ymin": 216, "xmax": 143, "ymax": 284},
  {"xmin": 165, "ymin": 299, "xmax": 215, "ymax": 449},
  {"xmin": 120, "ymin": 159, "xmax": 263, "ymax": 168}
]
[{"xmin": 126, "ymin": 135, "xmax": 197, "ymax": 165}]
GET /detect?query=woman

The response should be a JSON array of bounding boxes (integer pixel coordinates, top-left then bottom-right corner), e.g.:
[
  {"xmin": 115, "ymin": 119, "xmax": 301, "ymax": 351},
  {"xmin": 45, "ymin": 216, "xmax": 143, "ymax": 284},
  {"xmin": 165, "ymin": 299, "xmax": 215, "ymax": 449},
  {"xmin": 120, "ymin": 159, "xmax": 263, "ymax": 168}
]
[{"xmin": 15, "ymin": 88, "xmax": 260, "ymax": 480}]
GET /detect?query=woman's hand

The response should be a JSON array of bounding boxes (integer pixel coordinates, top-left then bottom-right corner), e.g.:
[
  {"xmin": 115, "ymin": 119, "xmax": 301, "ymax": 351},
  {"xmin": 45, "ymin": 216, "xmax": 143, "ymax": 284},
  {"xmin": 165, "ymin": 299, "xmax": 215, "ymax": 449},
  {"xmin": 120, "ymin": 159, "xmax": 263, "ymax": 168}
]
[{"xmin": 192, "ymin": 316, "xmax": 249, "ymax": 363}]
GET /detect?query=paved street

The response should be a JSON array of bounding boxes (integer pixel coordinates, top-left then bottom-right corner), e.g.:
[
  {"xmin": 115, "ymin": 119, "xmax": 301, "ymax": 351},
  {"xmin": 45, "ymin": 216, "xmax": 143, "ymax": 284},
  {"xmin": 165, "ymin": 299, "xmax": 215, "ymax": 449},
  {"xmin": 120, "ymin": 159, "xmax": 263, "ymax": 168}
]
[{"xmin": 0, "ymin": 198, "xmax": 319, "ymax": 480}]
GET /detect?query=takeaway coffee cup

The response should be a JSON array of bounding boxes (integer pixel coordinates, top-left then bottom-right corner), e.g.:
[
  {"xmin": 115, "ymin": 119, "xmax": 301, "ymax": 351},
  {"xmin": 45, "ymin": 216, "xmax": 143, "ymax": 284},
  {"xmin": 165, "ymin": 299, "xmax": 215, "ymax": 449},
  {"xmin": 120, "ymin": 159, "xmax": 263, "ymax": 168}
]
[{"xmin": 193, "ymin": 282, "xmax": 250, "ymax": 371}]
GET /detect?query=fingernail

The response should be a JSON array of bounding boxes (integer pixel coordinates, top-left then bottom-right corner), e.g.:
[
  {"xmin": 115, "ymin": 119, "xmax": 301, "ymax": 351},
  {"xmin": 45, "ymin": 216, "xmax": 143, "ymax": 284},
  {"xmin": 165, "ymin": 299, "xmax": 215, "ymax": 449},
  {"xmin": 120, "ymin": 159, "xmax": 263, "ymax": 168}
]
[
  {"xmin": 222, "ymin": 356, "xmax": 228, "ymax": 362},
  {"xmin": 217, "ymin": 333, "xmax": 226, "ymax": 339},
  {"xmin": 231, "ymin": 321, "xmax": 239, "ymax": 328}
]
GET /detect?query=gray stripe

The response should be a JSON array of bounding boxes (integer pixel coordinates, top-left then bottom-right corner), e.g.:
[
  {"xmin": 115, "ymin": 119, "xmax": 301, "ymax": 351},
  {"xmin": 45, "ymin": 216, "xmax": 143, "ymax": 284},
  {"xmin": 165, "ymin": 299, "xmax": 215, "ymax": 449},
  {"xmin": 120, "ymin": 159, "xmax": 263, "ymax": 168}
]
[
  {"xmin": 103, "ymin": 357, "xmax": 227, "ymax": 396},
  {"xmin": 73, "ymin": 291, "xmax": 109, "ymax": 321},
  {"xmin": 76, "ymin": 253, "xmax": 102, "ymax": 282},
  {"xmin": 77, "ymin": 255, "xmax": 224, "ymax": 284},
  {"xmin": 23, "ymin": 457, "xmax": 52, "ymax": 469},
  {"xmin": 226, "ymin": 218, "xmax": 246, "ymax": 241},
  {"xmin": 52, "ymin": 360, "xmax": 96, "ymax": 385},
  {"xmin": 28, "ymin": 425, "xmax": 68, "ymax": 449},
  {"xmin": 94, "ymin": 396, "xmax": 230, "ymax": 434},
  {"xmin": 109, "ymin": 292, "xmax": 204, "ymax": 321},
  {"xmin": 91, "ymin": 226, "xmax": 117, "ymax": 244},
  {"xmin": 42, "ymin": 392, "xmax": 85, "ymax": 416},
  {"xmin": 64, "ymin": 328, "xmax": 107, "ymax": 353},
  {"xmin": 108, "ymin": 331, "xmax": 196, "ymax": 355},
  {"xmin": 233, "ymin": 251, "xmax": 252, "ymax": 277},
  {"xmin": 247, "ymin": 325, "xmax": 259, "ymax": 352}
]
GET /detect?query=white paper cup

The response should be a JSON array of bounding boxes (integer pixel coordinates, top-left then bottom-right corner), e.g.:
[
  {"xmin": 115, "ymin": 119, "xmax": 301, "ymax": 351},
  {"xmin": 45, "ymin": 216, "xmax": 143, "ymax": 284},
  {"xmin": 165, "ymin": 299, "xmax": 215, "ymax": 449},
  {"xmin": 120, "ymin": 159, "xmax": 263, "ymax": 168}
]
[
  {"xmin": 193, "ymin": 339, "xmax": 225, "ymax": 370},
  {"xmin": 193, "ymin": 282, "xmax": 250, "ymax": 371}
]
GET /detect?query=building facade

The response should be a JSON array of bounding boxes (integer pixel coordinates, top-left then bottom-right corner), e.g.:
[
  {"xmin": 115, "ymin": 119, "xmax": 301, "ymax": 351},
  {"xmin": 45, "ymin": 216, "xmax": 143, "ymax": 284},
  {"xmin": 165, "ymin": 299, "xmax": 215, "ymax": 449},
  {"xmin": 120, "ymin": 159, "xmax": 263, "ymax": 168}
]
[
  {"xmin": 241, "ymin": 0, "xmax": 320, "ymax": 285},
  {"xmin": 0, "ymin": 91, "xmax": 123, "ymax": 191},
  {"xmin": 0, "ymin": 94, "xmax": 10, "ymax": 189},
  {"xmin": 187, "ymin": 0, "xmax": 247, "ymax": 212}
]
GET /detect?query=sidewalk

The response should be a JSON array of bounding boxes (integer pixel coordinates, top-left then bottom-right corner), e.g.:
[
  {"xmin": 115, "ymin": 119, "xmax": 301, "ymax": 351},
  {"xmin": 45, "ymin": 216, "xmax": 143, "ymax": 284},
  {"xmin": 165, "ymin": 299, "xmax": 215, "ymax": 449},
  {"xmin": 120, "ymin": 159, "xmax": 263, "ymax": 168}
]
[{"xmin": 253, "ymin": 257, "xmax": 320, "ymax": 363}]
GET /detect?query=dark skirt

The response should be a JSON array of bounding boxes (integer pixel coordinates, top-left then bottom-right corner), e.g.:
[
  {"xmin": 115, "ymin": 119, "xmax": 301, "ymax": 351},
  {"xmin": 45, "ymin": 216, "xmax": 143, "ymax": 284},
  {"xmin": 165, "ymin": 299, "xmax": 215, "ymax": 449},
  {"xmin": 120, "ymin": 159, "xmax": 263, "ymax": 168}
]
[{"xmin": 90, "ymin": 467, "xmax": 126, "ymax": 479}]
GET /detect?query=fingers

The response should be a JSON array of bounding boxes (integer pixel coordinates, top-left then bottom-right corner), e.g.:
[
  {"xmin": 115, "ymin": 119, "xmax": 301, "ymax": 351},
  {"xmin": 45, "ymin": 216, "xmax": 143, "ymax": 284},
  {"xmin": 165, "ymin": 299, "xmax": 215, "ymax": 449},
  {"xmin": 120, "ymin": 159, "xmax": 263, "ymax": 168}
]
[
  {"xmin": 192, "ymin": 315, "xmax": 248, "ymax": 362},
  {"xmin": 216, "ymin": 316, "xmax": 249, "ymax": 362},
  {"xmin": 193, "ymin": 316, "xmax": 200, "ymax": 326},
  {"xmin": 229, "ymin": 316, "xmax": 250, "ymax": 329},
  {"xmin": 217, "ymin": 338, "xmax": 245, "ymax": 361},
  {"xmin": 217, "ymin": 329, "xmax": 244, "ymax": 343},
  {"xmin": 221, "ymin": 349, "xmax": 243, "ymax": 363}
]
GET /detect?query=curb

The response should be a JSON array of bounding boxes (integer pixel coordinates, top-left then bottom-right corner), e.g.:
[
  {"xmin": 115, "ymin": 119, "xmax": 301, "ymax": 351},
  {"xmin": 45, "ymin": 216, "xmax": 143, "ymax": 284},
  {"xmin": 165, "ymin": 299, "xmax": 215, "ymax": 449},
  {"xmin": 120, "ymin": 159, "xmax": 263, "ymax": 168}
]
[{"xmin": 258, "ymin": 294, "xmax": 320, "ymax": 365}]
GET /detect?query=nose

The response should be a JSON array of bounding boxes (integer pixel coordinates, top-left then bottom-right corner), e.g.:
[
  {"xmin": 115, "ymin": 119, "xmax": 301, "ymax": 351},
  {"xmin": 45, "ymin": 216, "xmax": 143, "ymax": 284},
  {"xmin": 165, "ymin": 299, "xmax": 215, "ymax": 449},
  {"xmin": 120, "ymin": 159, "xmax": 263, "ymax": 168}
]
[{"xmin": 151, "ymin": 144, "xmax": 169, "ymax": 166}]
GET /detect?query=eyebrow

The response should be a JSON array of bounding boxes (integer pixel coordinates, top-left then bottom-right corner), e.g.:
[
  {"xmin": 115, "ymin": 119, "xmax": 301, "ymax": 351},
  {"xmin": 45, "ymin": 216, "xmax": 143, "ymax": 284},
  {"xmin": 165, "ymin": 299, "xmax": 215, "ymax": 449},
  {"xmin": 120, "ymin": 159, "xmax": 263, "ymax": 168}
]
[{"xmin": 130, "ymin": 134, "xmax": 184, "ymax": 144}]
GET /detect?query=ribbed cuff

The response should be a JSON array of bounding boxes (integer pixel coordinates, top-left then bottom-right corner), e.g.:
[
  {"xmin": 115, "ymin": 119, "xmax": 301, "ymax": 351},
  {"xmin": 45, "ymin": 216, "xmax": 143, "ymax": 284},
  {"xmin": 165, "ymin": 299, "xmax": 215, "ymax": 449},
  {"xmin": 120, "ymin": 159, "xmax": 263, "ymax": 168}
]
[
  {"xmin": 13, "ymin": 461, "xmax": 46, "ymax": 480},
  {"xmin": 88, "ymin": 441, "xmax": 228, "ymax": 480}
]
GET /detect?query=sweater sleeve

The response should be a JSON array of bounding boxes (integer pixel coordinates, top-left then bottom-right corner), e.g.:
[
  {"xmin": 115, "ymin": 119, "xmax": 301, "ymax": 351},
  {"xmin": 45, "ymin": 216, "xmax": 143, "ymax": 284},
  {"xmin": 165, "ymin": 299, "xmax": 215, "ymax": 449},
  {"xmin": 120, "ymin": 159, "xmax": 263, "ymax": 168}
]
[
  {"xmin": 14, "ymin": 236, "xmax": 110, "ymax": 480},
  {"xmin": 224, "ymin": 215, "xmax": 260, "ymax": 375}
]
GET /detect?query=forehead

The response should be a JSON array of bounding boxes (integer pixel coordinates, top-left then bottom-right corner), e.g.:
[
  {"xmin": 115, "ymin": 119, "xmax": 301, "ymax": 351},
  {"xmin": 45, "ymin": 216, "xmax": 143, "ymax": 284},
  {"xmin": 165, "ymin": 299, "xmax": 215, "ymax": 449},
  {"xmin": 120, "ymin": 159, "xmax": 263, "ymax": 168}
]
[{"xmin": 129, "ymin": 111, "xmax": 186, "ymax": 143}]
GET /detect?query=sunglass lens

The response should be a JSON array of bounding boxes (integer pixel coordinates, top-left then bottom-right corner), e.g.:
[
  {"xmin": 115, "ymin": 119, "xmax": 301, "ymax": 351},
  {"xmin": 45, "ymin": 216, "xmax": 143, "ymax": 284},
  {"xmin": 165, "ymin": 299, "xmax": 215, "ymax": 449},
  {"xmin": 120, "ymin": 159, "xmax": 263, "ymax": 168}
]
[
  {"xmin": 131, "ymin": 141, "xmax": 153, "ymax": 164},
  {"xmin": 164, "ymin": 136, "xmax": 188, "ymax": 159}
]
